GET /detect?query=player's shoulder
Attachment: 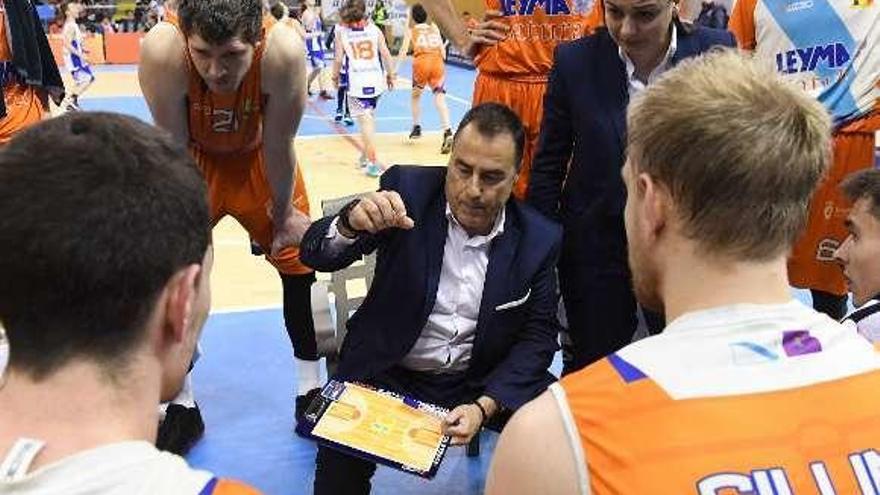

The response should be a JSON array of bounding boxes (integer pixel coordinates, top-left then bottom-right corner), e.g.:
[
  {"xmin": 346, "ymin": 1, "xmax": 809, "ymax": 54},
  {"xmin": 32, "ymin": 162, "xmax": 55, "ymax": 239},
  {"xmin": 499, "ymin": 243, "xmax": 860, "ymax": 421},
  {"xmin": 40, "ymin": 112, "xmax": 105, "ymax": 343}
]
[
  {"xmin": 263, "ymin": 23, "xmax": 306, "ymax": 73},
  {"xmin": 141, "ymin": 22, "xmax": 186, "ymax": 60},
  {"xmin": 139, "ymin": 22, "xmax": 187, "ymax": 75}
]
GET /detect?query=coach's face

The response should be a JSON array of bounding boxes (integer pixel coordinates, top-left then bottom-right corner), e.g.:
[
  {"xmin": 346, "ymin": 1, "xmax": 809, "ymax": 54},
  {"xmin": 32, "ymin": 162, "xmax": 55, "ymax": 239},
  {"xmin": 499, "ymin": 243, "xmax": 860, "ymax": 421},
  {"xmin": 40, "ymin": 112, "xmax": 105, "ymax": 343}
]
[
  {"xmin": 446, "ymin": 124, "xmax": 518, "ymax": 237},
  {"xmin": 187, "ymin": 33, "xmax": 256, "ymax": 95}
]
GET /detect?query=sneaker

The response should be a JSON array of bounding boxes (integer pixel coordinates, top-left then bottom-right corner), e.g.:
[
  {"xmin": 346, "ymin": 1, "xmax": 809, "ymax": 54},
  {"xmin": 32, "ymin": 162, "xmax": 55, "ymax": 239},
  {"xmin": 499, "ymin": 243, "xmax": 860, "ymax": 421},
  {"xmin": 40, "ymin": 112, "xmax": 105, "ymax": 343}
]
[
  {"xmin": 408, "ymin": 125, "xmax": 422, "ymax": 140},
  {"xmin": 156, "ymin": 403, "xmax": 205, "ymax": 456},
  {"xmin": 334, "ymin": 111, "xmax": 344, "ymax": 122},
  {"xmin": 440, "ymin": 129, "xmax": 453, "ymax": 154},
  {"xmin": 364, "ymin": 162, "xmax": 383, "ymax": 177},
  {"xmin": 295, "ymin": 388, "xmax": 322, "ymax": 427},
  {"xmin": 357, "ymin": 154, "xmax": 369, "ymax": 169},
  {"xmin": 319, "ymin": 91, "xmax": 334, "ymax": 100},
  {"xmin": 343, "ymin": 115, "xmax": 354, "ymax": 126}
]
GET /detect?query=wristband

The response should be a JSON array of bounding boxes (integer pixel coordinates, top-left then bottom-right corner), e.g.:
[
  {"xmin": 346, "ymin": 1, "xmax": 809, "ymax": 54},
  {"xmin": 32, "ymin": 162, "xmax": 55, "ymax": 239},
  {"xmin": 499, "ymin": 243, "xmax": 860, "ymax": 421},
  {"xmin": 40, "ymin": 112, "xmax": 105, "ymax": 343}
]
[
  {"xmin": 337, "ymin": 198, "xmax": 364, "ymax": 238},
  {"xmin": 471, "ymin": 399, "xmax": 487, "ymax": 425}
]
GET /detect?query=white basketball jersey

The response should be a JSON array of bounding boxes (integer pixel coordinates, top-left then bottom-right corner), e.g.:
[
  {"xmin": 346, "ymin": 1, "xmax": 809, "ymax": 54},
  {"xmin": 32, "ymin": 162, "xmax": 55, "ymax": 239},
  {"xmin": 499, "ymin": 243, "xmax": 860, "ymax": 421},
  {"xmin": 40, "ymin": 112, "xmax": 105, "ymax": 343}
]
[{"xmin": 339, "ymin": 24, "xmax": 386, "ymax": 98}]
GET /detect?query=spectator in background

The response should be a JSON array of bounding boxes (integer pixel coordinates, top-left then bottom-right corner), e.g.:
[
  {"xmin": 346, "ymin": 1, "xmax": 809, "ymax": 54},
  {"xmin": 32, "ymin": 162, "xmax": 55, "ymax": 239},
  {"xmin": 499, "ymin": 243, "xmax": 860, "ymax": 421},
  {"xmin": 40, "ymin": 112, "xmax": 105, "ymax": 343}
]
[{"xmin": 694, "ymin": 0, "xmax": 727, "ymax": 29}]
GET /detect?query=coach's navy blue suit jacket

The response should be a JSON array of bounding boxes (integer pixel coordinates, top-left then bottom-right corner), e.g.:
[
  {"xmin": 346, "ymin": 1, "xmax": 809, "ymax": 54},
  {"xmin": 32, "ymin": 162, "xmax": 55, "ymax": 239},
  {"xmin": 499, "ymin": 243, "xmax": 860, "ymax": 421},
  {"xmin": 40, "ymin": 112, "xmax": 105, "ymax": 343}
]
[
  {"xmin": 528, "ymin": 23, "xmax": 736, "ymax": 272},
  {"xmin": 300, "ymin": 165, "xmax": 562, "ymax": 410}
]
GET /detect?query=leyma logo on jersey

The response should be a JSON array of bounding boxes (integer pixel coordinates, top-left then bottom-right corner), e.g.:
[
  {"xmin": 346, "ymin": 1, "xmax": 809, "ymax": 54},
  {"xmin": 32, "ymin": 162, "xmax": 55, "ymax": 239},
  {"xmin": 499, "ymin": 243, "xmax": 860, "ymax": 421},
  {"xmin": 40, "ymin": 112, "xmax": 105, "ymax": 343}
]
[{"xmin": 499, "ymin": 0, "xmax": 594, "ymax": 16}]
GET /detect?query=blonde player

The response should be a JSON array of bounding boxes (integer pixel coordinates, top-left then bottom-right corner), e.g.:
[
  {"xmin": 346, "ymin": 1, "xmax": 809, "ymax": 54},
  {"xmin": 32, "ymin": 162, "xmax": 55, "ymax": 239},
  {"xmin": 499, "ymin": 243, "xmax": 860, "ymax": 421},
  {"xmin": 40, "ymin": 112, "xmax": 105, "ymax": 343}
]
[
  {"xmin": 487, "ymin": 51, "xmax": 880, "ymax": 495},
  {"xmin": 395, "ymin": 4, "xmax": 453, "ymax": 154},
  {"xmin": 332, "ymin": 0, "xmax": 395, "ymax": 177}
]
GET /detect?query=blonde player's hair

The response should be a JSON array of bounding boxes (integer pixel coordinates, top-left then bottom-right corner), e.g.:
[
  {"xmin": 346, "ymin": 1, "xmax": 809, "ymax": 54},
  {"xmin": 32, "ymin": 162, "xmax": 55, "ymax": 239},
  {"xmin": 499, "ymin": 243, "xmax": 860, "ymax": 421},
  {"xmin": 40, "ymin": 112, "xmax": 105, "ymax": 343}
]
[{"xmin": 626, "ymin": 49, "xmax": 832, "ymax": 260}]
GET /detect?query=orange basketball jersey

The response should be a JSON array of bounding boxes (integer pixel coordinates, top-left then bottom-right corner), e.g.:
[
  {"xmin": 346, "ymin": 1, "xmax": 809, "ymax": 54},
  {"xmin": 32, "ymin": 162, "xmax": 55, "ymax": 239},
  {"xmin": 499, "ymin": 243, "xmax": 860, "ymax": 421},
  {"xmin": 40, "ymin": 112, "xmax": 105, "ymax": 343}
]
[
  {"xmin": 0, "ymin": 5, "xmax": 45, "ymax": 145},
  {"xmin": 475, "ymin": 0, "xmax": 599, "ymax": 78},
  {"xmin": 161, "ymin": 15, "xmax": 311, "ymax": 275},
  {"xmin": 555, "ymin": 301, "xmax": 880, "ymax": 494},
  {"xmin": 411, "ymin": 23, "xmax": 444, "ymax": 60}
]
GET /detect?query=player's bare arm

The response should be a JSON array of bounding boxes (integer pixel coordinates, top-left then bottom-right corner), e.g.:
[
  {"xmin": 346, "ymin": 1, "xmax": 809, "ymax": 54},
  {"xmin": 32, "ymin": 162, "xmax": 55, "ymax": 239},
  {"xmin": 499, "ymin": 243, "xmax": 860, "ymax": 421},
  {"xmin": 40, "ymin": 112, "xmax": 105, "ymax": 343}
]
[
  {"xmin": 378, "ymin": 33, "xmax": 395, "ymax": 88},
  {"xmin": 486, "ymin": 390, "xmax": 581, "ymax": 495},
  {"xmin": 261, "ymin": 23, "xmax": 311, "ymax": 253},
  {"xmin": 138, "ymin": 22, "xmax": 190, "ymax": 145},
  {"xmin": 419, "ymin": 0, "xmax": 507, "ymax": 57}
]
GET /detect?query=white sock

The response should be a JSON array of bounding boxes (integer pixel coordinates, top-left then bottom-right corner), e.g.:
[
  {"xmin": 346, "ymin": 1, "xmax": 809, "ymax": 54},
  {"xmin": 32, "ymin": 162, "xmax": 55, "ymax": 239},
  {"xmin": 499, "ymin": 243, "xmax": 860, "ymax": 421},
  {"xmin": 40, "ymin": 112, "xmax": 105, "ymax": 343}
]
[{"xmin": 296, "ymin": 358, "xmax": 321, "ymax": 396}]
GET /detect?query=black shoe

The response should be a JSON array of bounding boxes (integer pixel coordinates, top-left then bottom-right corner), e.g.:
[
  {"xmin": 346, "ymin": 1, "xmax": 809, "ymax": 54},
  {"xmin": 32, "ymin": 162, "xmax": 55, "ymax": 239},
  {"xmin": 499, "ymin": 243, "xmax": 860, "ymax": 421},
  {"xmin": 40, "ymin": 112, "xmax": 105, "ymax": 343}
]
[
  {"xmin": 249, "ymin": 240, "xmax": 264, "ymax": 256},
  {"xmin": 409, "ymin": 125, "xmax": 422, "ymax": 140},
  {"xmin": 156, "ymin": 403, "xmax": 205, "ymax": 456},
  {"xmin": 440, "ymin": 129, "xmax": 453, "ymax": 154},
  {"xmin": 295, "ymin": 388, "xmax": 322, "ymax": 430}
]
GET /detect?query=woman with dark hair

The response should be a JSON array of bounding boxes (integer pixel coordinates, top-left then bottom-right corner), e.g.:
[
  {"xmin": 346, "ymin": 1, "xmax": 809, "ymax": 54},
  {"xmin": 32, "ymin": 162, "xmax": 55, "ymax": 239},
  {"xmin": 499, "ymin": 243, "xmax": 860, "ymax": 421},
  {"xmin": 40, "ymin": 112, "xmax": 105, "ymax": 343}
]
[{"xmin": 527, "ymin": 0, "xmax": 735, "ymax": 374}]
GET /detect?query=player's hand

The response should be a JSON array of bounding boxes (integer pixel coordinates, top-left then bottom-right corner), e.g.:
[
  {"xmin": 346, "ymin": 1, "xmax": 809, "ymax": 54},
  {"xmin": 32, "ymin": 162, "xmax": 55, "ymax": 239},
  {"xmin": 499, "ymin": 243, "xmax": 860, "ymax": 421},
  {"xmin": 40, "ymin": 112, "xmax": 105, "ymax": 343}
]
[
  {"xmin": 442, "ymin": 404, "xmax": 483, "ymax": 445},
  {"xmin": 331, "ymin": 71, "xmax": 340, "ymax": 88},
  {"xmin": 270, "ymin": 206, "xmax": 312, "ymax": 255},
  {"xmin": 345, "ymin": 191, "xmax": 414, "ymax": 235},
  {"xmin": 386, "ymin": 73, "xmax": 396, "ymax": 90},
  {"xmin": 463, "ymin": 10, "xmax": 508, "ymax": 58}
]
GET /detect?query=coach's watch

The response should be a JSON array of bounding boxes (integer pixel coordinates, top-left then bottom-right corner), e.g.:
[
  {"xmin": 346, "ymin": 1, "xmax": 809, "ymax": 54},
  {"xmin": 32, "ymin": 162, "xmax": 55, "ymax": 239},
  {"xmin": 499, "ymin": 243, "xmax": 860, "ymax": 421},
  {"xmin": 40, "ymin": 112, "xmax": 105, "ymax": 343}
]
[{"xmin": 337, "ymin": 198, "xmax": 364, "ymax": 239}]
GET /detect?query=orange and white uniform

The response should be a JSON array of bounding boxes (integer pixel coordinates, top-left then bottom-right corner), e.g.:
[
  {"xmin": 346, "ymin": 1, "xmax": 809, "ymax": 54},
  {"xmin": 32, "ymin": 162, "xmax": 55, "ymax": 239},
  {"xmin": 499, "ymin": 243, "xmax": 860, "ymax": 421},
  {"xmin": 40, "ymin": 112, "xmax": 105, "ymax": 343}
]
[
  {"xmin": 169, "ymin": 15, "xmax": 312, "ymax": 275},
  {"xmin": 730, "ymin": 0, "xmax": 880, "ymax": 296},
  {"xmin": 553, "ymin": 300, "xmax": 880, "ymax": 494},
  {"xmin": 473, "ymin": 0, "xmax": 600, "ymax": 199},
  {"xmin": 0, "ymin": 5, "xmax": 45, "ymax": 146},
  {"xmin": 0, "ymin": 441, "xmax": 260, "ymax": 494},
  {"xmin": 410, "ymin": 23, "xmax": 445, "ymax": 91}
]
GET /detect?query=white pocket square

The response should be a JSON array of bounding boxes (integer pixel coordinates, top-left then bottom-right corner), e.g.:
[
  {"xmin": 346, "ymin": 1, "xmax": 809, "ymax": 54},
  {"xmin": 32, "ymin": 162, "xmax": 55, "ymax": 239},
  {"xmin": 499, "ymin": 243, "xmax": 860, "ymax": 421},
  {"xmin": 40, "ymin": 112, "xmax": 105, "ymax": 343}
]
[{"xmin": 495, "ymin": 289, "xmax": 531, "ymax": 311}]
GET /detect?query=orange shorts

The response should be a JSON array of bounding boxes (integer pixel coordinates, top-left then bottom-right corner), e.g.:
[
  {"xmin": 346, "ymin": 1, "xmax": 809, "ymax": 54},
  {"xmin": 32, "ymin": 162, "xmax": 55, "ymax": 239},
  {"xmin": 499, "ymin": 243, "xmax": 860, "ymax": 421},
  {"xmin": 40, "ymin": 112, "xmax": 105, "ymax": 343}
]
[
  {"xmin": 788, "ymin": 130, "xmax": 875, "ymax": 295},
  {"xmin": 0, "ymin": 83, "xmax": 44, "ymax": 145},
  {"xmin": 193, "ymin": 146, "xmax": 313, "ymax": 275},
  {"xmin": 412, "ymin": 55, "xmax": 445, "ymax": 91},
  {"xmin": 472, "ymin": 72, "xmax": 546, "ymax": 200}
]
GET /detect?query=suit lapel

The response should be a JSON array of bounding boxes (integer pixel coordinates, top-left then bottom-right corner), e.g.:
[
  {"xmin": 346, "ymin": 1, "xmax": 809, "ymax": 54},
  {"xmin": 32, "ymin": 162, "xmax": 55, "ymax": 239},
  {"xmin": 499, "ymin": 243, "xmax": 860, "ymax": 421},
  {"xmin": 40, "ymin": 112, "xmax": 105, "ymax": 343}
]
[
  {"xmin": 596, "ymin": 31, "xmax": 629, "ymax": 153},
  {"xmin": 423, "ymin": 190, "xmax": 448, "ymax": 317},
  {"xmin": 474, "ymin": 203, "xmax": 520, "ymax": 351}
]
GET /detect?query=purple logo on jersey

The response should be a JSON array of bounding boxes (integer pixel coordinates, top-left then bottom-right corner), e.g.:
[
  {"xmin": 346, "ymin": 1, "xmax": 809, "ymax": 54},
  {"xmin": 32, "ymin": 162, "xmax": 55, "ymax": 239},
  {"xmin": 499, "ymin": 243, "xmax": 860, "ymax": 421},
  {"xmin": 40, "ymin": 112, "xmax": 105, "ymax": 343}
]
[{"xmin": 782, "ymin": 330, "xmax": 822, "ymax": 357}]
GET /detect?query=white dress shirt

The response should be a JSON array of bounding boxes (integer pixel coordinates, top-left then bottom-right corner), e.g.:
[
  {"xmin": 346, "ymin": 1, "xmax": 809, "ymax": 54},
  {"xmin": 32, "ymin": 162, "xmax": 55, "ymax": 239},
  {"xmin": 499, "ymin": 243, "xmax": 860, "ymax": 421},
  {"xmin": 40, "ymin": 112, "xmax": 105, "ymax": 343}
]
[
  {"xmin": 619, "ymin": 22, "xmax": 678, "ymax": 97},
  {"xmin": 325, "ymin": 203, "xmax": 506, "ymax": 373}
]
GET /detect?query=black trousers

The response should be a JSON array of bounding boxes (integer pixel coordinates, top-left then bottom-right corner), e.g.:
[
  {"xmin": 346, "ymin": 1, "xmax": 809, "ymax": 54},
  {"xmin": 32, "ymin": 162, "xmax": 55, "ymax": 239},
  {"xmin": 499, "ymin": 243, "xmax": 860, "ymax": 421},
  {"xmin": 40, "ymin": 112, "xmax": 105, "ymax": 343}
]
[
  {"xmin": 280, "ymin": 272, "xmax": 318, "ymax": 361},
  {"xmin": 313, "ymin": 367, "xmax": 476, "ymax": 495},
  {"xmin": 558, "ymin": 217, "xmax": 664, "ymax": 375}
]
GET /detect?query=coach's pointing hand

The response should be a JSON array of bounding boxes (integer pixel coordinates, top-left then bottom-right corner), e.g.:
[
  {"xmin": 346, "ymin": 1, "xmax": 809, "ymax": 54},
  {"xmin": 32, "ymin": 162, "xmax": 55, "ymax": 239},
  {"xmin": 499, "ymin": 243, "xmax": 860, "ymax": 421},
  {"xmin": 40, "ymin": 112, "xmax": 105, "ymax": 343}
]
[{"xmin": 339, "ymin": 191, "xmax": 415, "ymax": 237}]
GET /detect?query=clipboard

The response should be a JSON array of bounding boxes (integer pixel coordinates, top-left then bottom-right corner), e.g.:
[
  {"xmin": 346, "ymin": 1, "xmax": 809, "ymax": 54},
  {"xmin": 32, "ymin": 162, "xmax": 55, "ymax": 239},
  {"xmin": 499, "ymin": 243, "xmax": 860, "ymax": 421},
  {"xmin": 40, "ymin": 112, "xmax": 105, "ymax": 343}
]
[{"xmin": 296, "ymin": 380, "xmax": 451, "ymax": 479}]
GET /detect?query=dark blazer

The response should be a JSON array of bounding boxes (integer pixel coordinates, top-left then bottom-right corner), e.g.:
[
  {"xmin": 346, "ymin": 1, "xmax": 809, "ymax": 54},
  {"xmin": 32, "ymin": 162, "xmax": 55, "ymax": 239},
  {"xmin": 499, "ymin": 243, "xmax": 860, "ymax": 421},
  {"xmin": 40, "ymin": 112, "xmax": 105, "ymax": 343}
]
[
  {"xmin": 300, "ymin": 166, "xmax": 563, "ymax": 410},
  {"xmin": 528, "ymin": 23, "xmax": 736, "ymax": 273}
]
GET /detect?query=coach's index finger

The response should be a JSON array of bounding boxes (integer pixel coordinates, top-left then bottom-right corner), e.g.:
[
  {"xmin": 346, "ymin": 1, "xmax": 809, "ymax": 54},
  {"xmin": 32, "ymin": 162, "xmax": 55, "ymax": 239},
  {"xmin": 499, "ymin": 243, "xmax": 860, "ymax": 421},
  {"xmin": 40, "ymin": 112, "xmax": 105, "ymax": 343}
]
[{"xmin": 385, "ymin": 191, "xmax": 415, "ymax": 230}]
